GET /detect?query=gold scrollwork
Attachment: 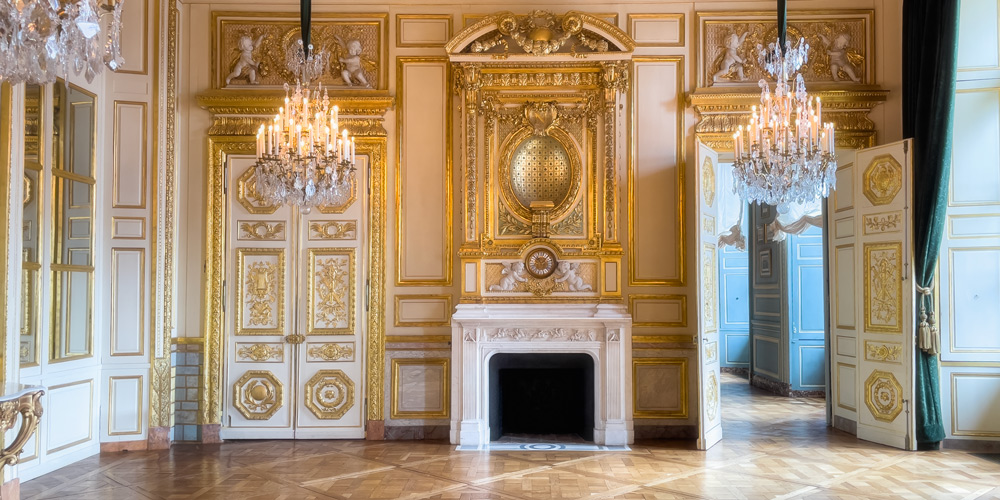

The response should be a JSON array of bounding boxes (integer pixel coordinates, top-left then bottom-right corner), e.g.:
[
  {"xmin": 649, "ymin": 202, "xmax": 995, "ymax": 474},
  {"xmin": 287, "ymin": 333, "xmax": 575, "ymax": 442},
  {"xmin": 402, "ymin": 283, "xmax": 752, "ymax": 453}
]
[
  {"xmin": 707, "ymin": 371, "xmax": 719, "ymax": 421},
  {"xmin": 702, "ymin": 244, "xmax": 718, "ymax": 332},
  {"xmin": 237, "ymin": 343, "xmax": 283, "ymax": 362},
  {"xmin": 304, "ymin": 370, "xmax": 355, "ymax": 420},
  {"xmin": 232, "ymin": 370, "xmax": 282, "ymax": 420},
  {"xmin": 308, "ymin": 249, "xmax": 355, "ymax": 335},
  {"xmin": 239, "ymin": 221, "xmax": 285, "ymax": 241},
  {"xmin": 702, "ymin": 156, "xmax": 716, "ymax": 207},
  {"xmin": 864, "ymin": 341, "xmax": 902, "ymax": 363},
  {"xmin": 863, "ymin": 242, "xmax": 902, "ymax": 334},
  {"xmin": 236, "ymin": 248, "xmax": 285, "ymax": 335},
  {"xmin": 309, "ymin": 220, "xmax": 357, "ymax": 240},
  {"xmin": 863, "ymin": 212, "xmax": 901, "ymax": 234},
  {"xmin": 498, "ymin": 207, "xmax": 530, "ymax": 236},
  {"xmin": 551, "ymin": 203, "xmax": 584, "ymax": 236},
  {"xmin": 308, "ymin": 343, "xmax": 355, "ymax": 362},
  {"xmin": 864, "ymin": 369, "xmax": 902, "ymax": 423}
]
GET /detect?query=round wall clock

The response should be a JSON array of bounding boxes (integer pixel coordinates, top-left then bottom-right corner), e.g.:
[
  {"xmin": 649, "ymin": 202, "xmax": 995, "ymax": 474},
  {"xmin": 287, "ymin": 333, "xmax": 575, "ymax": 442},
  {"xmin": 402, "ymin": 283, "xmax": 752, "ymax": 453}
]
[{"xmin": 524, "ymin": 247, "xmax": 557, "ymax": 279}]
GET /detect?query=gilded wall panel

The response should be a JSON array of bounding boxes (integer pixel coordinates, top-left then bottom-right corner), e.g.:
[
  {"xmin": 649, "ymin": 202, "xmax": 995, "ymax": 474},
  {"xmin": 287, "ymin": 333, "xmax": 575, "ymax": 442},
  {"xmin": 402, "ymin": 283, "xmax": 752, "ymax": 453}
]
[
  {"xmin": 213, "ymin": 12, "xmax": 388, "ymax": 90},
  {"xmin": 697, "ymin": 10, "xmax": 874, "ymax": 88}
]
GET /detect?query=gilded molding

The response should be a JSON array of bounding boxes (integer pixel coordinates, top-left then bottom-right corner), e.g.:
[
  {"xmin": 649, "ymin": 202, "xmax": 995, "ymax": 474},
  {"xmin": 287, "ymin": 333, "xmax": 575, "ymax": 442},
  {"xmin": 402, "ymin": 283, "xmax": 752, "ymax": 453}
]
[
  {"xmin": 689, "ymin": 89, "xmax": 888, "ymax": 151},
  {"xmin": 307, "ymin": 343, "xmax": 355, "ymax": 362},
  {"xmin": 446, "ymin": 11, "xmax": 635, "ymax": 55},
  {"xmin": 237, "ymin": 343, "xmax": 283, "ymax": 362},
  {"xmin": 864, "ymin": 369, "xmax": 902, "ymax": 423},
  {"xmin": 305, "ymin": 370, "xmax": 354, "ymax": 419}
]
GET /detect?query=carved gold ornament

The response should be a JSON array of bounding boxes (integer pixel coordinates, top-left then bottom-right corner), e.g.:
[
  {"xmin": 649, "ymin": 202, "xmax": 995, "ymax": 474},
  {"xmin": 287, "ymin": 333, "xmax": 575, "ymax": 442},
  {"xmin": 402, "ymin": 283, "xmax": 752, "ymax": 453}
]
[
  {"xmin": 307, "ymin": 343, "xmax": 355, "ymax": 362},
  {"xmin": 239, "ymin": 221, "xmax": 285, "ymax": 241},
  {"xmin": 864, "ymin": 242, "xmax": 903, "ymax": 333},
  {"xmin": 702, "ymin": 245, "xmax": 717, "ymax": 331},
  {"xmin": 862, "ymin": 155, "xmax": 903, "ymax": 206},
  {"xmin": 701, "ymin": 15, "xmax": 869, "ymax": 87},
  {"xmin": 244, "ymin": 261, "xmax": 278, "ymax": 326},
  {"xmin": 23, "ymin": 175, "xmax": 32, "ymax": 206},
  {"xmin": 702, "ymin": 156, "xmax": 716, "ymax": 208},
  {"xmin": 304, "ymin": 370, "xmax": 355, "ymax": 419},
  {"xmin": 236, "ymin": 343, "xmax": 283, "ymax": 362},
  {"xmin": 0, "ymin": 389, "xmax": 43, "ymax": 468},
  {"xmin": 863, "ymin": 212, "xmax": 902, "ymax": 234},
  {"xmin": 217, "ymin": 18, "xmax": 382, "ymax": 89},
  {"xmin": 525, "ymin": 247, "xmax": 558, "ymax": 279},
  {"xmin": 864, "ymin": 370, "xmax": 902, "ymax": 423},
  {"xmin": 232, "ymin": 370, "xmax": 282, "ymax": 420},
  {"xmin": 309, "ymin": 220, "xmax": 357, "ymax": 240},
  {"xmin": 314, "ymin": 258, "xmax": 349, "ymax": 327},
  {"xmin": 236, "ymin": 167, "xmax": 278, "ymax": 214},
  {"xmin": 705, "ymin": 341, "xmax": 718, "ymax": 364},
  {"xmin": 864, "ymin": 341, "xmax": 902, "ymax": 363},
  {"xmin": 706, "ymin": 371, "xmax": 719, "ymax": 421}
]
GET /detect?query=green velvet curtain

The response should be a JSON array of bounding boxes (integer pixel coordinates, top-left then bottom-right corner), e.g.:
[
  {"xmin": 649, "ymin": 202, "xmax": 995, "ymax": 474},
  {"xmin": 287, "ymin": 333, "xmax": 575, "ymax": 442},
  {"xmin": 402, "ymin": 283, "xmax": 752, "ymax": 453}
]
[{"xmin": 902, "ymin": 0, "xmax": 960, "ymax": 449}]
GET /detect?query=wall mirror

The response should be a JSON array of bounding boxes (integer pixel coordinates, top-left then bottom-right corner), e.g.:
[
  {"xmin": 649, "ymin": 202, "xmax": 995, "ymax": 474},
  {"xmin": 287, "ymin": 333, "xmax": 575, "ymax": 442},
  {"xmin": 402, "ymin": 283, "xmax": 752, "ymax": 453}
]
[
  {"xmin": 20, "ymin": 83, "xmax": 42, "ymax": 367},
  {"xmin": 50, "ymin": 80, "xmax": 96, "ymax": 361}
]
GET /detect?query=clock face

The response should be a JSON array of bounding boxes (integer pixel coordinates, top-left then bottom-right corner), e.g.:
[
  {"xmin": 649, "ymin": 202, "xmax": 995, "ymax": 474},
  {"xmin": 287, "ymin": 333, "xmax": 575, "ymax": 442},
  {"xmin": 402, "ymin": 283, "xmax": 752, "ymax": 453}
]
[{"xmin": 525, "ymin": 248, "xmax": 557, "ymax": 279}]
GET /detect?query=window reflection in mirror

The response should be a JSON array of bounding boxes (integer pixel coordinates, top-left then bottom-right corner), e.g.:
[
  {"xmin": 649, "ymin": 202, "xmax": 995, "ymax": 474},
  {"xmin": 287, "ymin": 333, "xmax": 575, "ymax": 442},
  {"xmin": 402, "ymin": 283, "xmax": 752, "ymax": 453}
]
[
  {"xmin": 51, "ymin": 80, "xmax": 96, "ymax": 361},
  {"xmin": 20, "ymin": 83, "xmax": 42, "ymax": 367}
]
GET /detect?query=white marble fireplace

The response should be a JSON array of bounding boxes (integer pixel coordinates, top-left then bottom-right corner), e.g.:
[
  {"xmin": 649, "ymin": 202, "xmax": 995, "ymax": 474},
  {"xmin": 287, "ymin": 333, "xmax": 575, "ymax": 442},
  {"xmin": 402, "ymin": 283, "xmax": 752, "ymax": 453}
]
[{"xmin": 450, "ymin": 303, "xmax": 633, "ymax": 447}]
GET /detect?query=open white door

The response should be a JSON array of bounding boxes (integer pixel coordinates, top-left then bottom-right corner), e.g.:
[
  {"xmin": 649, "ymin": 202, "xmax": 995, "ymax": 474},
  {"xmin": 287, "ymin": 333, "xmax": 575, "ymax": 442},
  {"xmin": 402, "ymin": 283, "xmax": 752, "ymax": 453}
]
[
  {"xmin": 696, "ymin": 141, "xmax": 722, "ymax": 450},
  {"xmin": 853, "ymin": 139, "xmax": 916, "ymax": 450}
]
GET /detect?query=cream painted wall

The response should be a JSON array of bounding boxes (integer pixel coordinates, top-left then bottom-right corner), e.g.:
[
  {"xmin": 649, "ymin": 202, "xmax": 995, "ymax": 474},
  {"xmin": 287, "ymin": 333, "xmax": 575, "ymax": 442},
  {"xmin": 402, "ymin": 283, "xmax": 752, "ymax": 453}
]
[{"xmin": 175, "ymin": 0, "xmax": 904, "ymax": 432}]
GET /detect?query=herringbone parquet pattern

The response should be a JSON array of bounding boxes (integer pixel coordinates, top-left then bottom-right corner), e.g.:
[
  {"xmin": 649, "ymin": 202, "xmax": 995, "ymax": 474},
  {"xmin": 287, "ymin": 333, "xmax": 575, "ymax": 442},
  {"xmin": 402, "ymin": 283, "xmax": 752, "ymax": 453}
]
[{"xmin": 21, "ymin": 375, "xmax": 1000, "ymax": 499}]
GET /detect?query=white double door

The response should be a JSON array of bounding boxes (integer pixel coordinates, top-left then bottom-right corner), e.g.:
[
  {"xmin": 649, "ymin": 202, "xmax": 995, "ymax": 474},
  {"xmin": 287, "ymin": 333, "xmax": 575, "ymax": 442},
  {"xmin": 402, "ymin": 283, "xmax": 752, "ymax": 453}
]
[{"xmin": 223, "ymin": 155, "xmax": 367, "ymax": 439}]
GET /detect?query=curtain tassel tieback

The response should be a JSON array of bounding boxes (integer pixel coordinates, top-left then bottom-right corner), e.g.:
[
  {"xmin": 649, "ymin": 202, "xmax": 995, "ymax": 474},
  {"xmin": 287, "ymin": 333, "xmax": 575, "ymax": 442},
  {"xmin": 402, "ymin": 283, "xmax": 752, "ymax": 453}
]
[{"xmin": 915, "ymin": 284, "xmax": 940, "ymax": 355}]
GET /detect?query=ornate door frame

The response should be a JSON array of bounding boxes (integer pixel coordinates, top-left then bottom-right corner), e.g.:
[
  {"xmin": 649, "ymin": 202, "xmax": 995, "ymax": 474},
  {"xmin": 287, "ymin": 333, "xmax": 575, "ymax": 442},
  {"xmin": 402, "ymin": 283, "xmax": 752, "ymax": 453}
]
[{"xmin": 198, "ymin": 93, "xmax": 392, "ymax": 435}]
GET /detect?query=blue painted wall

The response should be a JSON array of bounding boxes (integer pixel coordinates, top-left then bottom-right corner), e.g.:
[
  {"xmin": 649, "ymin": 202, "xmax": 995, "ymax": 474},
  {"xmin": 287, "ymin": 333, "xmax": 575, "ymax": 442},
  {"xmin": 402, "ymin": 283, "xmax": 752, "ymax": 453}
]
[{"xmin": 719, "ymin": 218, "xmax": 749, "ymax": 369}]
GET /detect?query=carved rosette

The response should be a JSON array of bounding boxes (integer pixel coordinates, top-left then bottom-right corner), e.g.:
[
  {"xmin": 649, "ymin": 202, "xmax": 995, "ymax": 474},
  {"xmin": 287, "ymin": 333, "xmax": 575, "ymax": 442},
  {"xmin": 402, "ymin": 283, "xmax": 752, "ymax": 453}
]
[
  {"xmin": 864, "ymin": 370, "xmax": 902, "ymax": 422},
  {"xmin": 233, "ymin": 371, "xmax": 283, "ymax": 420},
  {"xmin": 305, "ymin": 370, "xmax": 355, "ymax": 419}
]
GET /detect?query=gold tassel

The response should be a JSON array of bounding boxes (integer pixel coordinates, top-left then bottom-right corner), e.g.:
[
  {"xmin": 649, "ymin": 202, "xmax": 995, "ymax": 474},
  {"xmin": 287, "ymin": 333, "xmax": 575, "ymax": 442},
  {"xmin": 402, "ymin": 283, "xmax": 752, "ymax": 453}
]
[{"xmin": 915, "ymin": 284, "xmax": 938, "ymax": 355}]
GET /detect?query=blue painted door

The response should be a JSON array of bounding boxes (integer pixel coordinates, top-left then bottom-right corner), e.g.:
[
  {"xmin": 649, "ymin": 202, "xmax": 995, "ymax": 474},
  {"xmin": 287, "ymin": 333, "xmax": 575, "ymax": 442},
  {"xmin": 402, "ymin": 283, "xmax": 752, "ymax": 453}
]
[
  {"xmin": 718, "ymin": 215, "xmax": 749, "ymax": 369},
  {"xmin": 787, "ymin": 225, "xmax": 825, "ymax": 392}
]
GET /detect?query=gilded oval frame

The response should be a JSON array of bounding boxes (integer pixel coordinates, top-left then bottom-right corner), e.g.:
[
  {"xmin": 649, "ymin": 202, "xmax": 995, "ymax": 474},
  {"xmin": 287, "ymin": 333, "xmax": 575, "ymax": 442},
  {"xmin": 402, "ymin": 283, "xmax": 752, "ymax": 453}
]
[{"xmin": 498, "ymin": 126, "xmax": 583, "ymax": 223}]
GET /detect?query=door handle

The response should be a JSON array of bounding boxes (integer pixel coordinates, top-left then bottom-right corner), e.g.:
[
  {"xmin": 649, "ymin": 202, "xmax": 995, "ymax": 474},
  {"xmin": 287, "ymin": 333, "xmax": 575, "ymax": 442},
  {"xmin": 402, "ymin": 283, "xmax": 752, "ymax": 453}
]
[{"xmin": 284, "ymin": 334, "xmax": 305, "ymax": 345}]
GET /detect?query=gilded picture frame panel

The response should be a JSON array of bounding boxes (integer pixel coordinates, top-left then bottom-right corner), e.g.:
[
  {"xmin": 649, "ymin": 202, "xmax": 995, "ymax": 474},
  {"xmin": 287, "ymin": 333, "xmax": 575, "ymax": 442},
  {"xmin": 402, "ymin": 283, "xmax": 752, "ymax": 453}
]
[
  {"xmin": 307, "ymin": 248, "xmax": 356, "ymax": 335},
  {"xmin": 235, "ymin": 247, "xmax": 286, "ymax": 336},
  {"xmin": 862, "ymin": 241, "xmax": 903, "ymax": 334},
  {"xmin": 390, "ymin": 358, "xmax": 450, "ymax": 419},
  {"xmin": 632, "ymin": 357, "xmax": 689, "ymax": 419}
]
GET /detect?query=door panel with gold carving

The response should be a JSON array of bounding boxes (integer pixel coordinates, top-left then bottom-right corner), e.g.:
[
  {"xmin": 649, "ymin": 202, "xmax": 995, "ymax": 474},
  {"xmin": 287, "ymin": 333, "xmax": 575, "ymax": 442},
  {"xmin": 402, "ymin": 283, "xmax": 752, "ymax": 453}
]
[
  {"xmin": 223, "ymin": 154, "xmax": 367, "ymax": 439},
  {"xmin": 696, "ymin": 141, "xmax": 722, "ymax": 450},
  {"xmin": 853, "ymin": 140, "xmax": 915, "ymax": 450}
]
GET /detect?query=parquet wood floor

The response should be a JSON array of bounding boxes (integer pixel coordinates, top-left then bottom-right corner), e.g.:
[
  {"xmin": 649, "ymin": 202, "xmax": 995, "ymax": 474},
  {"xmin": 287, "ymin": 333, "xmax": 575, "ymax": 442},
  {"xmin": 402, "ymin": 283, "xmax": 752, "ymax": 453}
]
[{"xmin": 21, "ymin": 374, "xmax": 1000, "ymax": 500}]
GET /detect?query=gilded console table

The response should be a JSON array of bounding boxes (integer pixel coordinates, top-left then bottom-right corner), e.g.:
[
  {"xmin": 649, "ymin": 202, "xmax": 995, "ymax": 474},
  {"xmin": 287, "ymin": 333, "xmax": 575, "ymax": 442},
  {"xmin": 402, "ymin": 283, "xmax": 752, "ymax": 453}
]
[{"xmin": 0, "ymin": 385, "xmax": 44, "ymax": 500}]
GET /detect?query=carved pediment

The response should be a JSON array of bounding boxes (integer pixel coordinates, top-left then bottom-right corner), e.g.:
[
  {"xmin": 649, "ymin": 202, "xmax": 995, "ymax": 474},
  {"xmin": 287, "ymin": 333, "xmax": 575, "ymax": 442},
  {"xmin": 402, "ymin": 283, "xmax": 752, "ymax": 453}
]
[{"xmin": 447, "ymin": 11, "xmax": 634, "ymax": 60}]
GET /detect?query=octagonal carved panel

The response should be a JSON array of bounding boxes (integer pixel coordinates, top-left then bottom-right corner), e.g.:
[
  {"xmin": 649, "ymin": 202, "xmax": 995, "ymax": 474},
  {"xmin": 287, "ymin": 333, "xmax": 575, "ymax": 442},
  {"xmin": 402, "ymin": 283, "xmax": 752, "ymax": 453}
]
[
  {"xmin": 304, "ymin": 370, "xmax": 355, "ymax": 420},
  {"xmin": 862, "ymin": 155, "xmax": 902, "ymax": 206},
  {"xmin": 864, "ymin": 369, "xmax": 902, "ymax": 423},
  {"xmin": 233, "ymin": 370, "xmax": 283, "ymax": 420},
  {"xmin": 237, "ymin": 167, "xmax": 278, "ymax": 215}
]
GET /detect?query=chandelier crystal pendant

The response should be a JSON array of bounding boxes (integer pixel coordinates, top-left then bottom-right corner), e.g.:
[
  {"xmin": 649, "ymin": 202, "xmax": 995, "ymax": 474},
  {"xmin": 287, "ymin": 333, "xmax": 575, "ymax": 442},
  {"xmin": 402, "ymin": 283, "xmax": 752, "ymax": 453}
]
[
  {"xmin": 253, "ymin": 0, "xmax": 356, "ymax": 213},
  {"xmin": 731, "ymin": 0, "xmax": 836, "ymax": 213},
  {"xmin": 0, "ymin": 0, "xmax": 125, "ymax": 84}
]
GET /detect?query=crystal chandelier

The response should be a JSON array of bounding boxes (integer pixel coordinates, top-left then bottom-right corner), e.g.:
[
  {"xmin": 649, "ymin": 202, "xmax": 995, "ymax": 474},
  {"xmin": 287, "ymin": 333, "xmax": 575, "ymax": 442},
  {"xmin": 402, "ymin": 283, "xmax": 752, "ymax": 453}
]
[
  {"xmin": 253, "ymin": 0, "xmax": 355, "ymax": 212},
  {"xmin": 0, "ymin": 0, "xmax": 125, "ymax": 84},
  {"xmin": 731, "ymin": 0, "xmax": 836, "ymax": 213}
]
